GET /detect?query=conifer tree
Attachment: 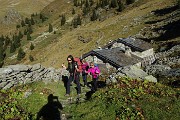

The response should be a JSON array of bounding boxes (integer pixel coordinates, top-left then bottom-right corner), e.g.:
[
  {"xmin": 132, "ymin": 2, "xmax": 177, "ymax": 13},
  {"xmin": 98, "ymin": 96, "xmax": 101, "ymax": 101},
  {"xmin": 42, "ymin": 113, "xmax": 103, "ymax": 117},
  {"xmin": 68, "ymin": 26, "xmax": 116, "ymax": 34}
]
[
  {"xmin": 29, "ymin": 55, "xmax": 34, "ymax": 62},
  {"xmin": 10, "ymin": 42, "xmax": 16, "ymax": 53},
  {"xmin": 85, "ymin": 0, "xmax": 90, "ymax": 8},
  {"xmin": 126, "ymin": 0, "xmax": 135, "ymax": 5},
  {"xmin": 117, "ymin": 1, "xmax": 125, "ymax": 12},
  {"xmin": 24, "ymin": 29, "xmax": 27, "ymax": 35},
  {"xmin": 17, "ymin": 48, "xmax": 25, "ymax": 61},
  {"xmin": 21, "ymin": 20, "xmax": 25, "ymax": 27},
  {"xmin": 104, "ymin": 0, "xmax": 109, "ymax": 6},
  {"xmin": 72, "ymin": 8, "xmax": 76, "ymax": 14},
  {"xmin": 83, "ymin": 7, "xmax": 88, "ymax": 16},
  {"xmin": 0, "ymin": 48, "xmax": 4, "ymax": 68},
  {"xmin": 178, "ymin": 0, "xmax": 180, "ymax": 8},
  {"xmin": 77, "ymin": 15, "xmax": 81, "ymax": 25},
  {"xmin": 74, "ymin": 0, "xmax": 78, "ymax": 7},
  {"xmin": 1, "ymin": 35, "xmax": 5, "ymax": 43},
  {"xmin": 91, "ymin": 9, "xmax": 98, "ymax": 21},
  {"xmin": 14, "ymin": 35, "xmax": 21, "ymax": 48},
  {"xmin": 89, "ymin": 0, "xmax": 94, "ymax": 6},
  {"xmin": 40, "ymin": 13, "xmax": 43, "ymax": 19},
  {"xmin": 61, "ymin": 14, "xmax": 66, "ymax": 26},
  {"xmin": 28, "ymin": 26, "xmax": 33, "ymax": 34},
  {"xmin": 27, "ymin": 32, "xmax": 31, "ymax": 40},
  {"xmin": 101, "ymin": 0, "xmax": 105, "ymax": 8},
  {"xmin": 110, "ymin": 0, "xmax": 118, "ymax": 8},
  {"xmin": 25, "ymin": 17, "xmax": 29, "ymax": 24},
  {"xmin": 5, "ymin": 36, "xmax": 10, "ymax": 48},
  {"xmin": 30, "ymin": 43, "xmax": 34, "ymax": 50},
  {"xmin": 31, "ymin": 17, "xmax": 35, "ymax": 25},
  {"xmin": 72, "ymin": 18, "xmax": 78, "ymax": 28},
  {"xmin": 96, "ymin": 1, "xmax": 101, "ymax": 9},
  {"xmin": 48, "ymin": 23, "xmax": 53, "ymax": 32},
  {"xmin": 0, "ymin": 36, "xmax": 4, "ymax": 47},
  {"xmin": 18, "ymin": 31, "xmax": 23, "ymax": 39},
  {"xmin": 16, "ymin": 24, "xmax": 21, "ymax": 29}
]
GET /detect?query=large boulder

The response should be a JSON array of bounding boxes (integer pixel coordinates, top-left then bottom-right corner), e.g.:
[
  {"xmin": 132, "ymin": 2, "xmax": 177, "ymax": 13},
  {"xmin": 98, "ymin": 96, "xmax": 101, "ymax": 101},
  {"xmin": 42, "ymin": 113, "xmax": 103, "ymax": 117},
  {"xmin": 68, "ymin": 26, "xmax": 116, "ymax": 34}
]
[{"xmin": 118, "ymin": 65, "xmax": 157, "ymax": 82}]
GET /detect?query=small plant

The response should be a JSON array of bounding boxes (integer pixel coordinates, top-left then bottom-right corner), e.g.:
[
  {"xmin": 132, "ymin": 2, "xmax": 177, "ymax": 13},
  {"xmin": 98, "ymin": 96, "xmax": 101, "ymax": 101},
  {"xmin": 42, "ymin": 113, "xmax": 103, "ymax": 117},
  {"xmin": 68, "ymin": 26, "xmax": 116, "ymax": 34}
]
[
  {"xmin": 29, "ymin": 55, "xmax": 34, "ymax": 62},
  {"xmin": 17, "ymin": 48, "xmax": 26, "ymax": 61},
  {"xmin": 30, "ymin": 43, "xmax": 35, "ymax": 50}
]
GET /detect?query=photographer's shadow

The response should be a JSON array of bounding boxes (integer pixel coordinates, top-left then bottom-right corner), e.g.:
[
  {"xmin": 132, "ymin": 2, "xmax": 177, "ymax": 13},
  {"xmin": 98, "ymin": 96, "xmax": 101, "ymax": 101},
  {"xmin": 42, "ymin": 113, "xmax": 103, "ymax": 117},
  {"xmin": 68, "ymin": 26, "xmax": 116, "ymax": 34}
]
[{"xmin": 36, "ymin": 94, "xmax": 63, "ymax": 120}]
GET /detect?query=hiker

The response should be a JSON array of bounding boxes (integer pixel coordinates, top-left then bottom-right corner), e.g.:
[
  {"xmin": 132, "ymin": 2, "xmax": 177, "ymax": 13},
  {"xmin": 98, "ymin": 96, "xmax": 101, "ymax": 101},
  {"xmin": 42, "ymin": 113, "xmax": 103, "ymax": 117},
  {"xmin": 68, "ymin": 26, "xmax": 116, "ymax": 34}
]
[
  {"xmin": 81, "ymin": 59, "xmax": 89, "ymax": 87},
  {"xmin": 86, "ymin": 62, "xmax": 100, "ymax": 92},
  {"xmin": 62, "ymin": 55, "xmax": 81, "ymax": 97}
]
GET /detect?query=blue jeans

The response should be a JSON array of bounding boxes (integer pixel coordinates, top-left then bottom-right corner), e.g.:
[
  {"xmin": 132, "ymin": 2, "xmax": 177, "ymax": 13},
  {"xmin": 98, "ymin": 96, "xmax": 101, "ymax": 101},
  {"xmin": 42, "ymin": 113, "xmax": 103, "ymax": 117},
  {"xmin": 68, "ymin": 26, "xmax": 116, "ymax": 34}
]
[{"xmin": 82, "ymin": 74, "xmax": 87, "ymax": 86}]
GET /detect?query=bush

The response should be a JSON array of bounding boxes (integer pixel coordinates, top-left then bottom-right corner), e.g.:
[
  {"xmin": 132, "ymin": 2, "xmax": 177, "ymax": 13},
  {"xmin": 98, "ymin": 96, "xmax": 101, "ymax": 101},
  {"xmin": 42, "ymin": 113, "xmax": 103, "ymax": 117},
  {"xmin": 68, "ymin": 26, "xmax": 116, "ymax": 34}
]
[{"xmin": 29, "ymin": 55, "xmax": 34, "ymax": 62}]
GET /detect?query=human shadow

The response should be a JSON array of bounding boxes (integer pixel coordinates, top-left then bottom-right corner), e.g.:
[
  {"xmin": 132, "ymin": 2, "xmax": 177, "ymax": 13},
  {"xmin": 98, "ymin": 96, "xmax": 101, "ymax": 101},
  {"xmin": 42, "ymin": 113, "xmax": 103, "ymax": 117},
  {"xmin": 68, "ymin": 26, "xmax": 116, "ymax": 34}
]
[
  {"xmin": 85, "ymin": 81, "xmax": 106, "ymax": 100},
  {"xmin": 97, "ymin": 81, "xmax": 106, "ymax": 88},
  {"xmin": 36, "ymin": 94, "xmax": 63, "ymax": 120}
]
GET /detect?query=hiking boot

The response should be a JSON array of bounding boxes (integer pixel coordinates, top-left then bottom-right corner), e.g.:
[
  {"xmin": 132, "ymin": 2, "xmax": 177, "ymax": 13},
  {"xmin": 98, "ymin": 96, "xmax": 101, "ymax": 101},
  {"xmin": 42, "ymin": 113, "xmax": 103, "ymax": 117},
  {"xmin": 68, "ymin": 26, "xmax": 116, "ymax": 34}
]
[
  {"xmin": 77, "ymin": 94, "xmax": 81, "ymax": 97},
  {"xmin": 64, "ymin": 94, "xmax": 70, "ymax": 97}
]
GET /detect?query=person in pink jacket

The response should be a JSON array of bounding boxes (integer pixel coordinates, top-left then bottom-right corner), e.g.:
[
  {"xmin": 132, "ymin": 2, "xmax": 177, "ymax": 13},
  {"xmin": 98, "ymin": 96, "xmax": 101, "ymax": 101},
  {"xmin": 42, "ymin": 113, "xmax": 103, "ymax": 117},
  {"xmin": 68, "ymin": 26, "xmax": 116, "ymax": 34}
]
[{"xmin": 86, "ymin": 62, "xmax": 100, "ymax": 92}]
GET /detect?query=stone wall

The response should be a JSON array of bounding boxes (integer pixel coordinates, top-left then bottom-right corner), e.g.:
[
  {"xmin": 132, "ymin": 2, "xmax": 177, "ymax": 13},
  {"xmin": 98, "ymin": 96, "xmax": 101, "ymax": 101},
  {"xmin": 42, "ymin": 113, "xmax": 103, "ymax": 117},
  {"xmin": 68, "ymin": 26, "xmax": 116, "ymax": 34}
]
[{"xmin": 0, "ymin": 63, "xmax": 68, "ymax": 89}]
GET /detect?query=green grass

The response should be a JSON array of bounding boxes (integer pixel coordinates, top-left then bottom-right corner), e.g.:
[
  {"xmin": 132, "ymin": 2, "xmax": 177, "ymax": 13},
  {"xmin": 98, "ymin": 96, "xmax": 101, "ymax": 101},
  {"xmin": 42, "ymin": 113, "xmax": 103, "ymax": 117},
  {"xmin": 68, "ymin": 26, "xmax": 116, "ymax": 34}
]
[
  {"xmin": 1, "ymin": 76, "xmax": 180, "ymax": 120},
  {"xmin": 65, "ymin": 77, "xmax": 180, "ymax": 120}
]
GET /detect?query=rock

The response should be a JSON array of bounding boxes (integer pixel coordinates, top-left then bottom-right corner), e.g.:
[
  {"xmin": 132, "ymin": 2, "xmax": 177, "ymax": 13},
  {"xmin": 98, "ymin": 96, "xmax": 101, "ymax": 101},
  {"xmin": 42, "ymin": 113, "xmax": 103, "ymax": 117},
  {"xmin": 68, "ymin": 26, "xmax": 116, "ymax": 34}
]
[
  {"xmin": 144, "ymin": 75, "xmax": 157, "ymax": 82},
  {"xmin": 120, "ymin": 66, "xmax": 148, "ymax": 80},
  {"xmin": 0, "ymin": 68, "xmax": 13, "ymax": 75},
  {"xmin": 6, "ymin": 64, "xmax": 30, "ymax": 72},
  {"xmin": 31, "ymin": 63, "xmax": 42, "ymax": 71}
]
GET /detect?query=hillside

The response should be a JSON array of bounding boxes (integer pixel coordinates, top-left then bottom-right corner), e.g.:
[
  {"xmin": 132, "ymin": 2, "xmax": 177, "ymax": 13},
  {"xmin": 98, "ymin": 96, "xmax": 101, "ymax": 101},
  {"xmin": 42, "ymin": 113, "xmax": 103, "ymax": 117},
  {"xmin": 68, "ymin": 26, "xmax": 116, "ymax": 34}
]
[
  {"xmin": 0, "ymin": 0, "xmax": 55, "ymax": 35},
  {"xmin": 1, "ymin": 0, "xmax": 179, "ymax": 69},
  {"xmin": 0, "ymin": 0, "xmax": 179, "ymax": 119}
]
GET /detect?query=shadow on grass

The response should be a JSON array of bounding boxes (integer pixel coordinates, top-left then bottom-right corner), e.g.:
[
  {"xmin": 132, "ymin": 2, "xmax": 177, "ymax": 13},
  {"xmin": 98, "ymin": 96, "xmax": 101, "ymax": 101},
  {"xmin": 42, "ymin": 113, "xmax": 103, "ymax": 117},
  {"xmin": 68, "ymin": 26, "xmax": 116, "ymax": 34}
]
[
  {"xmin": 153, "ymin": 20, "xmax": 180, "ymax": 41},
  {"xmin": 142, "ymin": 5, "xmax": 180, "ymax": 44},
  {"xmin": 36, "ymin": 94, "xmax": 63, "ymax": 120},
  {"xmin": 85, "ymin": 81, "xmax": 106, "ymax": 100},
  {"xmin": 152, "ymin": 5, "xmax": 179, "ymax": 16}
]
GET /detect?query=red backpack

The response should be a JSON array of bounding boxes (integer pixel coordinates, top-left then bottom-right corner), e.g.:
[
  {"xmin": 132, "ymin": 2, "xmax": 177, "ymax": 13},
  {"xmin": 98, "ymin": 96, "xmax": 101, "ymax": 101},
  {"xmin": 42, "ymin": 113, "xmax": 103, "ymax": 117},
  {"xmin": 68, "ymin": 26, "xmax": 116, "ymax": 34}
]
[{"xmin": 74, "ymin": 57, "xmax": 82, "ymax": 72}]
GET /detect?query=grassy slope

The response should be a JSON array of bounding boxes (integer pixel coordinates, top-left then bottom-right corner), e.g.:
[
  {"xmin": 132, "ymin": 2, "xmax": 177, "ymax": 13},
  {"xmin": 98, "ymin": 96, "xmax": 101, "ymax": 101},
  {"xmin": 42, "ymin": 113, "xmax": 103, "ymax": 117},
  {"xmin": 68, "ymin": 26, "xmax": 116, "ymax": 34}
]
[
  {"xmin": 17, "ymin": 0, "xmax": 178, "ymax": 68},
  {"xmin": 0, "ymin": 0, "xmax": 55, "ymax": 35},
  {"xmin": 2, "ymin": 0, "xmax": 178, "ymax": 68},
  {"xmin": 1, "ymin": 77, "xmax": 179, "ymax": 119}
]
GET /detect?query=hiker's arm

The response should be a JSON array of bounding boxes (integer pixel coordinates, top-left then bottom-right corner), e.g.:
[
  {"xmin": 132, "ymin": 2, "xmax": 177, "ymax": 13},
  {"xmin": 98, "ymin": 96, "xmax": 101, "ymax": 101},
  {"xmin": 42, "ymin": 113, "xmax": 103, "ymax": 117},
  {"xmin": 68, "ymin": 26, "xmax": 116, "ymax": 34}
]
[
  {"xmin": 75, "ymin": 65, "xmax": 80, "ymax": 72},
  {"xmin": 95, "ymin": 68, "xmax": 100, "ymax": 74},
  {"xmin": 62, "ymin": 63, "xmax": 66, "ymax": 69}
]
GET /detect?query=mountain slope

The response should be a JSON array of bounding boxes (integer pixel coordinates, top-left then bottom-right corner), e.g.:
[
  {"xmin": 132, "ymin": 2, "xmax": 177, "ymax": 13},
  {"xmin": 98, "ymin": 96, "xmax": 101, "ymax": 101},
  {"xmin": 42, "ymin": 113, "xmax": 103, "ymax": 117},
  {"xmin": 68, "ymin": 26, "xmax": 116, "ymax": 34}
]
[
  {"xmin": 0, "ymin": 0, "xmax": 55, "ymax": 35},
  {"xmin": 3, "ymin": 0, "xmax": 179, "ymax": 69},
  {"xmin": 31, "ymin": 0, "xmax": 179, "ymax": 67}
]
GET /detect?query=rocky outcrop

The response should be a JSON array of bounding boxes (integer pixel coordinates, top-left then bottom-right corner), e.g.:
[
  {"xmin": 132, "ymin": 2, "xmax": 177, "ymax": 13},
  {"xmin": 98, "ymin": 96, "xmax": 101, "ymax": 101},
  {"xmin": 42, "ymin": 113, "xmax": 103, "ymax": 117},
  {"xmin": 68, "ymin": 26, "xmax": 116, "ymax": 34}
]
[
  {"xmin": 0, "ymin": 63, "xmax": 68, "ymax": 89},
  {"xmin": 106, "ymin": 65, "xmax": 157, "ymax": 84}
]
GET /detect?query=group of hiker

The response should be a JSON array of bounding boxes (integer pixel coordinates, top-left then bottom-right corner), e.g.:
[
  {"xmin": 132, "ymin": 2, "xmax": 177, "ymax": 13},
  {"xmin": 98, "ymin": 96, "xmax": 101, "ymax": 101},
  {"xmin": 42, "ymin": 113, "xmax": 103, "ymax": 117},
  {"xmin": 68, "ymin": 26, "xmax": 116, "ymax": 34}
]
[{"xmin": 61, "ymin": 55, "xmax": 100, "ymax": 97}]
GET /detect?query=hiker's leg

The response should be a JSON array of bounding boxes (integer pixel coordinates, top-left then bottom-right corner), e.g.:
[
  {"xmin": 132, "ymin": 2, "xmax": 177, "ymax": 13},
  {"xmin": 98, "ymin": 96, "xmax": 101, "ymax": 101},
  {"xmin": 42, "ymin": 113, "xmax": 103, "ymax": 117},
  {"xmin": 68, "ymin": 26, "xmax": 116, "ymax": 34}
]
[
  {"xmin": 83, "ymin": 74, "xmax": 88, "ymax": 86},
  {"xmin": 67, "ymin": 75, "xmax": 73, "ymax": 94},
  {"xmin": 76, "ymin": 75, "xmax": 81, "ymax": 94},
  {"xmin": 92, "ymin": 78, "xmax": 98, "ymax": 91}
]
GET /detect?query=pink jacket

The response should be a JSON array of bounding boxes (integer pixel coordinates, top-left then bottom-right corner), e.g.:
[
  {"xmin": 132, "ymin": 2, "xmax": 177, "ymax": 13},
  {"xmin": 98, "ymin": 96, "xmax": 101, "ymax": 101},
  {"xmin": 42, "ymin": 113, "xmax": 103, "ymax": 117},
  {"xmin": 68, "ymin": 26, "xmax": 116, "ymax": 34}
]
[{"xmin": 87, "ymin": 67, "xmax": 100, "ymax": 78}]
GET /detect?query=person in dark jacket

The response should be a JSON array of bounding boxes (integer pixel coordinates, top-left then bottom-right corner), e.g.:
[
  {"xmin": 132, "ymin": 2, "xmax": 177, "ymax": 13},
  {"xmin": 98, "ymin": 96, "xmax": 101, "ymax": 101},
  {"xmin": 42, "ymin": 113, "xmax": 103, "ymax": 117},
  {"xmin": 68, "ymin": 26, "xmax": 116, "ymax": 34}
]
[{"xmin": 62, "ymin": 55, "xmax": 81, "ymax": 96}]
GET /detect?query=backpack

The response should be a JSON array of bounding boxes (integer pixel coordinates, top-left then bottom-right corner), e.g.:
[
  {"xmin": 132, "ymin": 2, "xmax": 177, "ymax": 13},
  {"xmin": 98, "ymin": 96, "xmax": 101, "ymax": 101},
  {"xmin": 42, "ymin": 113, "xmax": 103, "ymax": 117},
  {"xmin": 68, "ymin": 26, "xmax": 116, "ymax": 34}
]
[{"xmin": 74, "ymin": 57, "xmax": 82, "ymax": 72}]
